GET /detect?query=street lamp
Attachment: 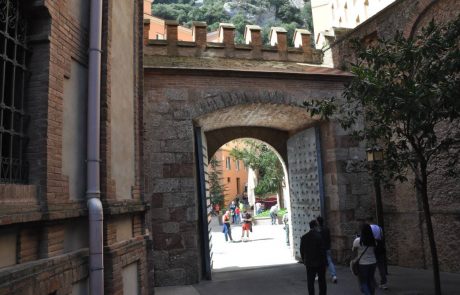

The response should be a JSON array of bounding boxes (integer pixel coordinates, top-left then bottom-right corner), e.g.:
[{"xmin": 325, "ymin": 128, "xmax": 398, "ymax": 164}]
[
  {"xmin": 366, "ymin": 146, "xmax": 384, "ymax": 229},
  {"xmin": 366, "ymin": 146, "xmax": 387, "ymax": 274}
]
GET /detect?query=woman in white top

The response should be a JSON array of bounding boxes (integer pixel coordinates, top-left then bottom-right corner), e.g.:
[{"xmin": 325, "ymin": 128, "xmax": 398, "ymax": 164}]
[{"xmin": 352, "ymin": 223, "xmax": 377, "ymax": 295}]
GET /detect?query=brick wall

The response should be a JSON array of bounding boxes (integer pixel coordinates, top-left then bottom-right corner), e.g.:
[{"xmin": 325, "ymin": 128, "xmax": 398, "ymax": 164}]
[
  {"xmin": 0, "ymin": 0, "xmax": 148, "ymax": 294},
  {"xmin": 144, "ymin": 21, "xmax": 322, "ymax": 64},
  {"xmin": 0, "ymin": 250, "xmax": 89, "ymax": 295}
]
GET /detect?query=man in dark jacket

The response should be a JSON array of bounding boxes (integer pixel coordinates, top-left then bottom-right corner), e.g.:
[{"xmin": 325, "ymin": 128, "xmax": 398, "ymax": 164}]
[{"xmin": 300, "ymin": 220, "xmax": 327, "ymax": 295}]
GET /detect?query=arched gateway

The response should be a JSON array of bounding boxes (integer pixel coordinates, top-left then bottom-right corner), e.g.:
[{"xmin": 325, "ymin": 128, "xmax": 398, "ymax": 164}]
[{"xmin": 143, "ymin": 21, "xmax": 363, "ymax": 286}]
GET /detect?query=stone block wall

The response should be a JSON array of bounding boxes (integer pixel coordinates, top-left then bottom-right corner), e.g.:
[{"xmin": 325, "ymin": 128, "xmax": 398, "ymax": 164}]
[
  {"xmin": 329, "ymin": 0, "xmax": 460, "ymax": 272},
  {"xmin": 143, "ymin": 66, "xmax": 367, "ymax": 285}
]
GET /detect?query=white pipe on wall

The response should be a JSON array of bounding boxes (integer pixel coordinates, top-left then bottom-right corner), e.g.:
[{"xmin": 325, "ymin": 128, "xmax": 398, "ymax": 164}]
[{"xmin": 87, "ymin": 0, "xmax": 104, "ymax": 294}]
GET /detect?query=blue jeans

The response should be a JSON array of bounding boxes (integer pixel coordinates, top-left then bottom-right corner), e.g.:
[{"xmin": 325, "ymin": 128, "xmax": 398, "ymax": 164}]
[
  {"xmin": 270, "ymin": 212, "xmax": 277, "ymax": 224},
  {"xmin": 326, "ymin": 250, "xmax": 337, "ymax": 277},
  {"xmin": 358, "ymin": 263, "xmax": 376, "ymax": 295},
  {"xmin": 284, "ymin": 224, "xmax": 290, "ymax": 245},
  {"xmin": 223, "ymin": 223, "xmax": 233, "ymax": 241}
]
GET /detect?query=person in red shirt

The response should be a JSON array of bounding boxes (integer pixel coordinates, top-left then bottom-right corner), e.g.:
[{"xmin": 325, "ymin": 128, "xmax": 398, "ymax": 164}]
[
  {"xmin": 235, "ymin": 207, "xmax": 240, "ymax": 224},
  {"xmin": 241, "ymin": 210, "xmax": 252, "ymax": 242}
]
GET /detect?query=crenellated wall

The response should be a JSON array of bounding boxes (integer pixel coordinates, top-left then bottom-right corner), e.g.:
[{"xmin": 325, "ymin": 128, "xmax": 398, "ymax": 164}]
[{"xmin": 143, "ymin": 20, "xmax": 323, "ymax": 64}]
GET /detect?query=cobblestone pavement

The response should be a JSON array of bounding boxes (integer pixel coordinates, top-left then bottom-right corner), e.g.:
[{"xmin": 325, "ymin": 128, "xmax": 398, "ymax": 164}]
[{"xmin": 155, "ymin": 217, "xmax": 460, "ymax": 295}]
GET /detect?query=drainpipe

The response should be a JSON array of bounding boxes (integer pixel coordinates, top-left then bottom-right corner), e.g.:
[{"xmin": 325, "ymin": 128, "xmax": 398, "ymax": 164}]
[{"xmin": 87, "ymin": 0, "xmax": 104, "ymax": 294}]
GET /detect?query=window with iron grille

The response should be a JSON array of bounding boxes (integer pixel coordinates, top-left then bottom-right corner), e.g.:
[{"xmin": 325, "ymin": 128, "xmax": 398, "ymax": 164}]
[{"xmin": 1, "ymin": 0, "xmax": 28, "ymax": 183}]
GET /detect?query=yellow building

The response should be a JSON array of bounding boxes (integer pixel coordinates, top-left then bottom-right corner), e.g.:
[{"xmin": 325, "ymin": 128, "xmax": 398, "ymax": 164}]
[
  {"xmin": 312, "ymin": 0, "xmax": 396, "ymax": 49},
  {"xmin": 211, "ymin": 141, "xmax": 248, "ymax": 207}
]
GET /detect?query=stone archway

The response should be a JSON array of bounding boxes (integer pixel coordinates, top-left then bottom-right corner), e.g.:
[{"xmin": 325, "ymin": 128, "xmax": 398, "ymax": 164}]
[{"xmin": 143, "ymin": 67, "xmax": 369, "ymax": 286}]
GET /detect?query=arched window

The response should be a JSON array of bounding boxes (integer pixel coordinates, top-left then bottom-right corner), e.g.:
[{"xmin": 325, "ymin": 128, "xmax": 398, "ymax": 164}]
[{"xmin": 1, "ymin": 0, "xmax": 28, "ymax": 183}]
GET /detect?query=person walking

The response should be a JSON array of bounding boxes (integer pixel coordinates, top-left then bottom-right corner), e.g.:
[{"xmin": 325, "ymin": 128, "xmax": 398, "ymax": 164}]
[
  {"xmin": 255, "ymin": 202, "xmax": 262, "ymax": 215},
  {"xmin": 352, "ymin": 223, "xmax": 377, "ymax": 295},
  {"xmin": 222, "ymin": 210, "xmax": 233, "ymax": 242},
  {"xmin": 239, "ymin": 201, "xmax": 245, "ymax": 222},
  {"xmin": 283, "ymin": 211, "xmax": 290, "ymax": 246},
  {"xmin": 230, "ymin": 201, "xmax": 237, "ymax": 224},
  {"xmin": 235, "ymin": 206, "xmax": 240, "ymax": 224},
  {"xmin": 367, "ymin": 218, "xmax": 388, "ymax": 290},
  {"xmin": 317, "ymin": 216, "xmax": 337, "ymax": 283},
  {"xmin": 241, "ymin": 210, "xmax": 252, "ymax": 242},
  {"xmin": 300, "ymin": 220, "xmax": 327, "ymax": 295},
  {"xmin": 269, "ymin": 204, "xmax": 279, "ymax": 225}
]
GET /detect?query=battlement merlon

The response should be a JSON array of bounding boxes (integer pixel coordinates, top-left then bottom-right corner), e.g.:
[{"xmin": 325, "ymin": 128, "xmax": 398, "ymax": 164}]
[{"xmin": 144, "ymin": 21, "xmax": 323, "ymax": 64}]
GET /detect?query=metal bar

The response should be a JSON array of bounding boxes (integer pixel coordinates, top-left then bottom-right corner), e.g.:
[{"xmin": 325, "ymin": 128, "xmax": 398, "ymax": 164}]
[
  {"xmin": 8, "ymin": 11, "xmax": 17, "ymax": 183},
  {"xmin": 373, "ymin": 168, "xmax": 388, "ymax": 274},
  {"xmin": 315, "ymin": 126, "xmax": 326, "ymax": 219}
]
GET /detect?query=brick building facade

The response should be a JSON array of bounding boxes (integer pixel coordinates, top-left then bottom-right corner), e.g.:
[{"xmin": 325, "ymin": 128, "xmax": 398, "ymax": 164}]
[
  {"xmin": 329, "ymin": 0, "xmax": 460, "ymax": 273},
  {"xmin": 0, "ymin": 0, "xmax": 148, "ymax": 294},
  {"xmin": 211, "ymin": 141, "xmax": 248, "ymax": 208}
]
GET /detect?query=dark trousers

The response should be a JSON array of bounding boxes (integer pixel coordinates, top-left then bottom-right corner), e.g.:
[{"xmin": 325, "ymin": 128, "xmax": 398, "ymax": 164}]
[
  {"xmin": 358, "ymin": 263, "xmax": 376, "ymax": 295},
  {"xmin": 376, "ymin": 253, "xmax": 387, "ymax": 284},
  {"xmin": 306, "ymin": 265, "xmax": 326, "ymax": 295}
]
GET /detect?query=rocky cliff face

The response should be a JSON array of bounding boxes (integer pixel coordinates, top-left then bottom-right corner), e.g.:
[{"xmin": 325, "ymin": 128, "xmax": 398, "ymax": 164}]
[
  {"xmin": 223, "ymin": 1, "xmax": 277, "ymax": 27},
  {"xmin": 290, "ymin": 0, "xmax": 305, "ymax": 8}
]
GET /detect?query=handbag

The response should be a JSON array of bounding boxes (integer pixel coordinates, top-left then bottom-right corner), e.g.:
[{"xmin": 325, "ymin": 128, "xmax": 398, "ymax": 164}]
[{"xmin": 350, "ymin": 246, "xmax": 368, "ymax": 276}]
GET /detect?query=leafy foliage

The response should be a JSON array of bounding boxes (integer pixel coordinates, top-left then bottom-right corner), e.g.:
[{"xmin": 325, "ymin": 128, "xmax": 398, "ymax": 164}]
[
  {"xmin": 151, "ymin": 0, "xmax": 313, "ymax": 45},
  {"xmin": 153, "ymin": 1, "xmax": 230, "ymax": 28},
  {"xmin": 230, "ymin": 140, "xmax": 284, "ymax": 197},
  {"xmin": 208, "ymin": 157, "xmax": 226, "ymax": 207},
  {"xmin": 305, "ymin": 16, "xmax": 460, "ymax": 183},
  {"xmin": 303, "ymin": 16, "xmax": 460, "ymax": 295}
]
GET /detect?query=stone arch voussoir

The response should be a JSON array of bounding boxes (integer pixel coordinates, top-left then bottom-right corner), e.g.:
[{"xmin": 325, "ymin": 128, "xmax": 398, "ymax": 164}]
[{"xmin": 190, "ymin": 90, "xmax": 305, "ymax": 119}]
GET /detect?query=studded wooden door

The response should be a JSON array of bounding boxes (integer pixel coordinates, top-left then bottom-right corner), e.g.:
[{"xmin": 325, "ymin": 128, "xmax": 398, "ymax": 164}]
[{"xmin": 287, "ymin": 127, "xmax": 325, "ymax": 259}]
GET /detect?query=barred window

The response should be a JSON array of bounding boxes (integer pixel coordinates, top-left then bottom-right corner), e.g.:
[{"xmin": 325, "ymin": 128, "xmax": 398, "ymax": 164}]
[{"xmin": 1, "ymin": 0, "xmax": 28, "ymax": 183}]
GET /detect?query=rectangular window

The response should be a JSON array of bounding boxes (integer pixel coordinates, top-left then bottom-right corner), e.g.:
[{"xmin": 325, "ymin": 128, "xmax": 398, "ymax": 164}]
[
  {"xmin": 1, "ymin": 0, "xmax": 29, "ymax": 183},
  {"xmin": 225, "ymin": 157, "xmax": 231, "ymax": 170},
  {"xmin": 227, "ymin": 177, "xmax": 231, "ymax": 183},
  {"xmin": 236, "ymin": 178, "xmax": 240, "ymax": 194},
  {"xmin": 236, "ymin": 160, "xmax": 240, "ymax": 171}
]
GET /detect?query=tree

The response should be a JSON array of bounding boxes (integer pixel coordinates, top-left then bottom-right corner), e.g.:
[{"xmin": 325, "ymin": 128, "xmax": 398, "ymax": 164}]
[
  {"xmin": 300, "ymin": 1, "xmax": 313, "ymax": 32},
  {"xmin": 152, "ymin": 0, "xmax": 313, "ymax": 42},
  {"xmin": 230, "ymin": 140, "xmax": 284, "ymax": 197},
  {"xmin": 304, "ymin": 16, "xmax": 460, "ymax": 295},
  {"xmin": 230, "ymin": 13, "xmax": 248, "ymax": 44},
  {"xmin": 208, "ymin": 157, "xmax": 226, "ymax": 209}
]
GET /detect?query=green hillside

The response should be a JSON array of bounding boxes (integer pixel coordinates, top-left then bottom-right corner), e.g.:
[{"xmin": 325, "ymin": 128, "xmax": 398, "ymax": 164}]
[{"xmin": 150, "ymin": 0, "xmax": 313, "ymax": 45}]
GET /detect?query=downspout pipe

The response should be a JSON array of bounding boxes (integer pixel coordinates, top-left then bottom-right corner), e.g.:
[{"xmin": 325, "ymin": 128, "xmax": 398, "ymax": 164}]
[{"xmin": 87, "ymin": 0, "xmax": 104, "ymax": 294}]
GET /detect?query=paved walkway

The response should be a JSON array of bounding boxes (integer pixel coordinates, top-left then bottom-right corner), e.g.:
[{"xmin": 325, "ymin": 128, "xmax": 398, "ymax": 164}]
[
  {"xmin": 211, "ymin": 217, "xmax": 296, "ymax": 271},
  {"xmin": 155, "ymin": 217, "xmax": 460, "ymax": 295}
]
